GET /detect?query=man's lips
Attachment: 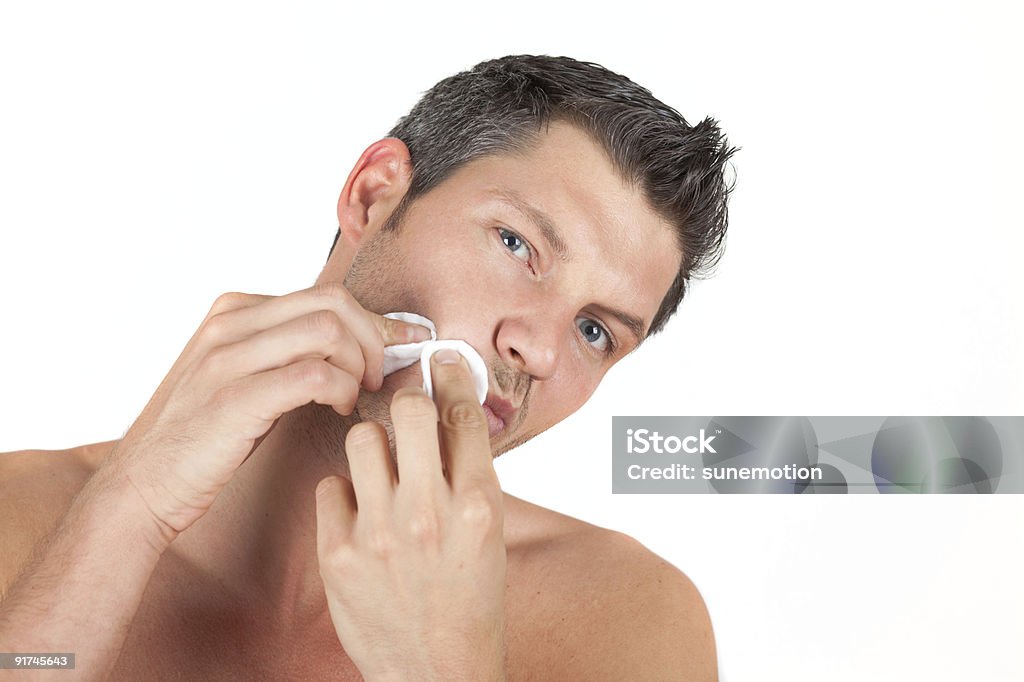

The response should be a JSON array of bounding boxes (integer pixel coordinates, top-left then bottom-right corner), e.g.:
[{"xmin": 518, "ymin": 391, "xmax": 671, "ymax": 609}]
[
  {"xmin": 482, "ymin": 404, "xmax": 505, "ymax": 437},
  {"xmin": 483, "ymin": 395, "xmax": 517, "ymax": 437}
]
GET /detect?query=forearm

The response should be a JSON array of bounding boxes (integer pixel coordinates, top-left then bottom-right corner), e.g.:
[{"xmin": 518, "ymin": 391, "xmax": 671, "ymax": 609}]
[
  {"xmin": 373, "ymin": 652, "xmax": 506, "ymax": 682},
  {"xmin": 355, "ymin": 606, "xmax": 507, "ymax": 682},
  {"xmin": 0, "ymin": 464, "xmax": 171, "ymax": 681}
]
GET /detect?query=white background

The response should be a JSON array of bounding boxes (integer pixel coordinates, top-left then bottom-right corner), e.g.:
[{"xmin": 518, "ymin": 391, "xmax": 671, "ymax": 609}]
[{"xmin": 2, "ymin": 2, "xmax": 1022, "ymax": 680}]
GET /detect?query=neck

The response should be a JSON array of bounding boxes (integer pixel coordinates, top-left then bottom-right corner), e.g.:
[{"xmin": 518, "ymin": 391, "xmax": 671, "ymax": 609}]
[{"xmin": 168, "ymin": 403, "xmax": 356, "ymax": 633}]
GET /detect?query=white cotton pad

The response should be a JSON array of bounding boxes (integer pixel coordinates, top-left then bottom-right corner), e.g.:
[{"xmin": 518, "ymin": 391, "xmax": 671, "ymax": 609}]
[
  {"xmin": 382, "ymin": 313, "xmax": 489, "ymax": 404},
  {"xmin": 381, "ymin": 312, "xmax": 437, "ymax": 376},
  {"xmin": 418, "ymin": 340, "xmax": 489, "ymax": 404}
]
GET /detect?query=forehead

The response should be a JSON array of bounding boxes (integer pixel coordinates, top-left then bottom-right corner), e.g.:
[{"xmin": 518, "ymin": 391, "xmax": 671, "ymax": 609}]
[{"xmin": 429, "ymin": 121, "xmax": 681, "ymax": 339}]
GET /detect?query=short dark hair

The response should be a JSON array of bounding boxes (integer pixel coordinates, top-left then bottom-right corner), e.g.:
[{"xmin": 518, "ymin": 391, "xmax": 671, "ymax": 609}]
[{"xmin": 332, "ymin": 55, "xmax": 737, "ymax": 336}]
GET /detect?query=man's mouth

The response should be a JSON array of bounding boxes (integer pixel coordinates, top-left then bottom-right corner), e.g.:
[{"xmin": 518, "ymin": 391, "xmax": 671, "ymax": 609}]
[
  {"xmin": 483, "ymin": 395, "xmax": 518, "ymax": 437},
  {"xmin": 482, "ymin": 403, "xmax": 505, "ymax": 436}
]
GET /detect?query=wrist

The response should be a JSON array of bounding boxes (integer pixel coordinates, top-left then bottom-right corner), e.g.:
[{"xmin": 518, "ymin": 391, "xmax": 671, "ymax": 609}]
[{"xmin": 86, "ymin": 458, "xmax": 179, "ymax": 555}]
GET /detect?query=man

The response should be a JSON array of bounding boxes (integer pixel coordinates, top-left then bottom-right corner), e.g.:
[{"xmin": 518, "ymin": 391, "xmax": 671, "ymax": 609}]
[{"xmin": 0, "ymin": 55, "xmax": 734, "ymax": 679}]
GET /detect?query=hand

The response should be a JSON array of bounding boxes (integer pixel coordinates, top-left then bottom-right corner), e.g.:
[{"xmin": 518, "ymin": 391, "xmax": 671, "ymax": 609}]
[
  {"xmin": 104, "ymin": 280, "xmax": 430, "ymax": 542},
  {"xmin": 316, "ymin": 349, "xmax": 507, "ymax": 681}
]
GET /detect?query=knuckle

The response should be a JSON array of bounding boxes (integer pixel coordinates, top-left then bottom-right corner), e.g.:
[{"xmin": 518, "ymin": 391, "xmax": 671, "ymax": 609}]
[
  {"xmin": 311, "ymin": 281, "xmax": 348, "ymax": 304},
  {"xmin": 293, "ymin": 358, "xmax": 331, "ymax": 386},
  {"xmin": 199, "ymin": 312, "xmax": 231, "ymax": 344},
  {"xmin": 441, "ymin": 401, "xmax": 486, "ymax": 431},
  {"xmin": 457, "ymin": 488, "xmax": 501, "ymax": 531},
  {"xmin": 406, "ymin": 509, "xmax": 441, "ymax": 546},
  {"xmin": 365, "ymin": 526, "xmax": 395, "ymax": 558},
  {"xmin": 332, "ymin": 392, "xmax": 358, "ymax": 417},
  {"xmin": 307, "ymin": 309, "xmax": 346, "ymax": 344},
  {"xmin": 209, "ymin": 383, "xmax": 240, "ymax": 412},
  {"xmin": 198, "ymin": 346, "xmax": 229, "ymax": 377},
  {"xmin": 322, "ymin": 542, "xmax": 356, "ymax": 574},
  {"xmin": 210, "ymin": 291, "xmax": 246, "ymax": 316},
  {"xmin": 382, "ymin": 318, "xmax": 406, "ymax": 343},
  {"xmin": 390, "ymin": 390, "xmax": 438, "ymax": 422}
]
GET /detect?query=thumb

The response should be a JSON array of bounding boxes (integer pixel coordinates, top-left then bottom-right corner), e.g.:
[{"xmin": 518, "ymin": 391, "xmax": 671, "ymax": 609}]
[
  {"xmin": 315, "ymin": 475, "xmax": 356, "ymax": 555},
  {"xmin": 372, "ymin": 312, "xmax": 433, "ymax": 347}
]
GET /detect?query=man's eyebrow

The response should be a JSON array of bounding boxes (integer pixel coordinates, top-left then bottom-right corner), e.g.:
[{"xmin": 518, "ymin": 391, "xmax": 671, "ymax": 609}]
[
  {"xmin": 490, "ymin": 188, "xmax": 572, "ymax": 262},
  {"xmin": 593, "ymin": 304, "xmax": 647, "ymax": 350}
]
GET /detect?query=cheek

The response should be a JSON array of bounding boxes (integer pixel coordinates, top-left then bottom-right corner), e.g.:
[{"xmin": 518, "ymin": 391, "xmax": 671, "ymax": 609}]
[
  {"xmin": 401, "ymin": 244, "xmax": 527, "ymax": 328},
  {"xmin": 524, "ymin": 369, "xmax": 603, "ymax": 434}
]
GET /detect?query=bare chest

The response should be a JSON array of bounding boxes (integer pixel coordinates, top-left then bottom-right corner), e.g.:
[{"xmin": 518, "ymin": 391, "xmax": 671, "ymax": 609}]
[
  {"xmin": 107, "ymin": 560, "xmax": 357, "ymax": 680},
  {"xmin": 109, "ymin": 562, "xmax": 577, "ymax": 681},
  {"xmin": 111, "ymin": 611, "xmax": 566, "ymax": 681},
  {"xmin": 111, "ymin": 616, "xmax": 362, "ymax": 681}
]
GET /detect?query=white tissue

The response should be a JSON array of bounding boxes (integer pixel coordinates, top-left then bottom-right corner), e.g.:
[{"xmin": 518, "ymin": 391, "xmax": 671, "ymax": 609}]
[
  {"xmin": 381, "ymin": 312, "xmax": 437, "ymax": 376},
  {"xmin": 418, "ymin": 340, "xmax": 489, "ymax": 404},
  {"xmin": 382, "ymin": 313, "xmax": 489, "ymax": 404}
]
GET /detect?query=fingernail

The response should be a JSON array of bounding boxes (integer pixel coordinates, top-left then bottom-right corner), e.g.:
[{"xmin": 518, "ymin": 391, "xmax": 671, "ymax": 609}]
[
  {"xmin": 433, "ymin": 348, "xmax": 461, "ymax": 365},
  {"xmin": 408, "ymin": 324, "xmax": 431, "ymax": 343}
]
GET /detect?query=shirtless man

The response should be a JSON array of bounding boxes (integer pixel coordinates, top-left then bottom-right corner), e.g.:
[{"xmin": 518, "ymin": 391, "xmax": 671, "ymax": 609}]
[{"xmin": 0, "ymin": 55, "xmax": 733, "ymax": 680}]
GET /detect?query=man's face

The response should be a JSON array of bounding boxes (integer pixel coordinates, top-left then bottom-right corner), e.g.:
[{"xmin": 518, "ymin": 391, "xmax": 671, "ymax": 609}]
[{"xmin": 345, "ymin": 122, "xmax": 681, "ymax": 456}]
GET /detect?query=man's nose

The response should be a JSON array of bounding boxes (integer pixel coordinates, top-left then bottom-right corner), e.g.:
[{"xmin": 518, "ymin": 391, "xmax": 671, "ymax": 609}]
[{"xmin": 495, "ymin": 315, "xmax": 560, "ymax": 381}]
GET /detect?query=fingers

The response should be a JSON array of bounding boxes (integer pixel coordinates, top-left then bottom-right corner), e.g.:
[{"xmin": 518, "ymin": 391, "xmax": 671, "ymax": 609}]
[
  {"xmin": 428, "ymin": 349, "xmax": 494, "ymax": 490},
  {"xmin": 345, "ymin": 422, "xmax": 397, "ymax": 520},
  {"xmin": 203, "ymin": 283, "xmax": 365, "ymax": 346},
  {"xmin": 206, "ymin": 291, "xmax": 273, "ymax": 318},
  {"xmin": 178, "ymin": 292, "xmax": 273, "ymax": 365},
  {"xmin": 226, "ymin": 358, "xmax": 361, "ymax": 431},
  {"xmin": 390, "ymin": 387, "xmax": 445, "ymax": 494},
  {"xmin": 374, "ymin": 312, "xmax": 433, "ymax": 346},
  {"xmin": 200, "ymin": 310, "xmax": 368, "ymax": 387},
  {"xmin": 321, "ymin": 352, "xmax": 496, "ymax": 565},
  {"xmin": 197, "ymin": 283, "xmax": 431, "ymax": 390},
  {"xmin": 315, "ymin": 475, "xmax": 357, "ymax": 552},
  {"xmin": 208, "ymin": 283, "xmax": 429, "ymax": 349}
]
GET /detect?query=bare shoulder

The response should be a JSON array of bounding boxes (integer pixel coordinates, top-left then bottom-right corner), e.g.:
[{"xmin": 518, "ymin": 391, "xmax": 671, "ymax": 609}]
[
  {"xmin": 0, "ymin": 441, "xmax": 117, "ymax": 596},
  {"xmin": 503, "ymin": 494, "xmax": 717, "ymax": 681}
]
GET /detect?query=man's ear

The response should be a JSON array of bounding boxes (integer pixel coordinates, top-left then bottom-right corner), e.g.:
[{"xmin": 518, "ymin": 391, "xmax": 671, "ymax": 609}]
[{"xmin": 330, "ymin": 137, "xmax": 412, "ymax": 274}]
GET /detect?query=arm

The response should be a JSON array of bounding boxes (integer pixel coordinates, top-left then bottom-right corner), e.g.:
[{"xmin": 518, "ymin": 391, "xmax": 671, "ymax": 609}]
[
  {"xmin": 0, "ymin": 282, "xmax": 427, "ymax": 680},
  {"xmin": 0, "ymin": 463, "xmax": 171, "ymax": 680}
]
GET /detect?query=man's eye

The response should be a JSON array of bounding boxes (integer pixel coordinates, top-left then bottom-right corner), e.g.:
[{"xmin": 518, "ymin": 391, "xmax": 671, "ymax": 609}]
[
  {"xmin": 576, "ymin": 316, "xmax": 613, "ymax": 355},
  {"xmin": 498, "ymin": 227, "xmax": 532, "ymax": 262}
]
